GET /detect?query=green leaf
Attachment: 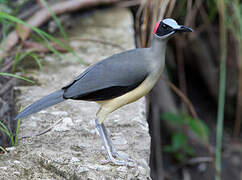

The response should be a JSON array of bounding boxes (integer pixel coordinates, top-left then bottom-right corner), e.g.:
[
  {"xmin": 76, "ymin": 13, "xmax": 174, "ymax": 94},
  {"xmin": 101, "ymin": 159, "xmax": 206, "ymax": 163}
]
[
  {"xmin": 186, "ymin": 115, "xmax": 209, "ymax": 140},
  {"xmin": 12, "ymin": 50, "xmax": 42, "ymax": 71},
  {"xmin": 175, "ymin": 153, "xmax": 186, "ymax": 162},
  {"xmin": 13, "ymin": 106, "xmax": 23, "ymax": 146},
  {"xmin": 183, "ymin": 145, "xmax": 195, "ymax": 156},
  {"xmin": 0, "ymin": 121, "xmax": 11, "ymax": 138},
  {"xmin": 0, "ymin": 146, "xmax": 7, "ymax": 153},
  {"xmin": 161, "ymin": 112, "xmax": 184, "ymax": 125},
  {"xmin": 171, "ymin": 132, "xmax": 187, "ymax": 151},
  {"xmin": 30, "ymin": 53, "xmax": 42, "ymax": 70},
  {"xmin": 163, "ymin": 145, "xmax": 175, "ymax": 153},
  {"xmin": 41, "ymin": 0, "xmax": 68, "ymax": 40},
  {"xmin": 14, "ymin": 119, "xmax": 21, "ymax": 146},
  {"xmin": 163, "ymin": 133, "xmax": 188, "ymax": 153},
  {"xmin": 0, "ymin": 72, "xmax": 34, "ymax": 83}
]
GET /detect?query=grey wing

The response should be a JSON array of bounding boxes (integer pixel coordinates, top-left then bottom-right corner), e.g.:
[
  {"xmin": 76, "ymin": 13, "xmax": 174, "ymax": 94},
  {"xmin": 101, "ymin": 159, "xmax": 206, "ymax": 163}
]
[{"xmin": 63, "ymin": 49, "xmax": 149, "ymax": 101}]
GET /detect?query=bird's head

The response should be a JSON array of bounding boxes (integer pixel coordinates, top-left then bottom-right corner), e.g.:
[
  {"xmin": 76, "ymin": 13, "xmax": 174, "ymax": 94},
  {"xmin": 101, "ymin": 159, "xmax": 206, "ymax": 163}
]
[{"xmin": 153, "ymin": 18, "xmax": 193, "ymax": 39}]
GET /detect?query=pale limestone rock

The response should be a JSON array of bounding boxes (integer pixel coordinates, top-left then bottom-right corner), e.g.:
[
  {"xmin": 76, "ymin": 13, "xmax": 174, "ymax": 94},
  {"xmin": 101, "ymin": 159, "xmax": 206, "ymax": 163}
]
[{"xmin": 0, "ymin": 8, "xmax": 151, "ymax": 179}]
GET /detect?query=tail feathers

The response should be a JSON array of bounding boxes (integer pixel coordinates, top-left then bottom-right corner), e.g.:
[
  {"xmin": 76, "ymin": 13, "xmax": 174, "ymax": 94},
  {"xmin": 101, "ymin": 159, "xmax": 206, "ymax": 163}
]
[{"xmin": 15, "ymin": 89, "xmax": 65, "ymax": 120}]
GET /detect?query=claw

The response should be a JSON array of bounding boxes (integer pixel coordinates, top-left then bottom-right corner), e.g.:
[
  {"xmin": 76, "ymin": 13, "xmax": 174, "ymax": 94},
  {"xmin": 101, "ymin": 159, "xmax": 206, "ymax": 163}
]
[
  {"xmin": 112, "ymin": 150, "xmax": 136, "ymax": 163},
  {"xmin": 101, "ymin": 158, "xmax": 135, "ymax": 167}
]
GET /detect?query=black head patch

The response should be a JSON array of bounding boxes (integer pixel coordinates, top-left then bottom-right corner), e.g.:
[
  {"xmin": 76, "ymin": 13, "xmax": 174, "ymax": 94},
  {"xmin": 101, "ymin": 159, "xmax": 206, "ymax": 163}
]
[{"xmin": 154, "ymin": 22, "xmax": 174, "ymax": 37}]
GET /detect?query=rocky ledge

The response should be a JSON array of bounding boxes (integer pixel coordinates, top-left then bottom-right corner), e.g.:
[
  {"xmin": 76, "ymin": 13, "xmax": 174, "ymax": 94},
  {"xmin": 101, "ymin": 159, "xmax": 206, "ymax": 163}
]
[{"xmin": 0, "ymin": 8, "xmax": 151, "ymax": 179}]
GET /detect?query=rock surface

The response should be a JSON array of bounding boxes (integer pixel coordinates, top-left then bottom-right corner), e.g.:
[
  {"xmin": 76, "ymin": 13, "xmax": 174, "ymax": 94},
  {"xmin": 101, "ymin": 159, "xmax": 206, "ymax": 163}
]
[{"xmin": 0, "ymin": 8, "xmax": 151, "ymax": 179}]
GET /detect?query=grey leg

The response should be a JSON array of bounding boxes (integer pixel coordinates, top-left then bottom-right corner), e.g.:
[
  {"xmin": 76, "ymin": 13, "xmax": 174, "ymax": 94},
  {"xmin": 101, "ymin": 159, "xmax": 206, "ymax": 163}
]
[
  {"xmin": 101, "ymin": 123, "xmax": 135, "ymax": 162},
  {"xmin": 95, "ymin": 119, "xmax": 134, "ymax": 166}
]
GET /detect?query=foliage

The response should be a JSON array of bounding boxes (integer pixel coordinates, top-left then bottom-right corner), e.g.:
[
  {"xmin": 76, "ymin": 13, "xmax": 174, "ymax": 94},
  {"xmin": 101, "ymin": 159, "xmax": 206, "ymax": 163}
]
[
  {"xmin": 41, "ymin": 0, "xmax": 68, "ymax": 41},
  {"xmin": 163, "ymin": 132, "xmax": 194, "ymax": 162},
  {"xmin": 12, "ymin": 49, "xmax": 42, "ymax": 72},
  {"xmin": 0, "ymin": 146, "xmax": 7, "ymax": 153},
  {"xmin": 0, "ymin": 72, "xmax": 33, "ymax": 83},
  {"xmin": 0, "ymin": 1, "xmax": 87, "ymax": 152},
  {"xmin": 162, "ymin": 112, "xmax": 209, "ymax": 140},
  {"xmin": 215, "ymin": 0, "xmax": 227, "ymax": 179},
  {"xmin": 161, "ymin": 112, "xmax": 209, "ymax": 161},
  {"xmin": 0, "ymin": 2, "xmax": 72, "ymax": 80},
  {"xmin": 0, "ymin": 118, "xmax": 21, "ymax": 147},
  {"xmin": 214, "ymin": 0, "xmax": 242, "ymax": 179},
  {"xmin": 0, "ymin": 12, "xmax": 70, "ymax": 52},
  {"xmin": 0, "ymin": 105, "xmax": 22, "ymax": 153}
]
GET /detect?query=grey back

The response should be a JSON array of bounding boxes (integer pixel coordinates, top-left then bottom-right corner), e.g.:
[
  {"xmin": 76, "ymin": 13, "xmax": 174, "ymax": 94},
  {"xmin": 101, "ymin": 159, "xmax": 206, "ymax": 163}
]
[{"xmin": 63, "ymin": 48, "xmax": 150, "ymax": 101}]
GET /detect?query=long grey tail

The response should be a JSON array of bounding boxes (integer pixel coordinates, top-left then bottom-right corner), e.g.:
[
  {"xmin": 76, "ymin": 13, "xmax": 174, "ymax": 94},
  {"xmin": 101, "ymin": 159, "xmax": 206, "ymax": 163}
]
[{"xmin": 15, "ymin": 89, "xmax": 66, "ymax": 120}]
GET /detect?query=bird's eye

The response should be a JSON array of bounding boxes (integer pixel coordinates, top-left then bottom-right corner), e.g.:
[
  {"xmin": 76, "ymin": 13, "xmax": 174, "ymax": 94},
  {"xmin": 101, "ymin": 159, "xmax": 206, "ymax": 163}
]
[{"xmin": 162, "ymin": 24, "xmax": 168, "ymax": 29}]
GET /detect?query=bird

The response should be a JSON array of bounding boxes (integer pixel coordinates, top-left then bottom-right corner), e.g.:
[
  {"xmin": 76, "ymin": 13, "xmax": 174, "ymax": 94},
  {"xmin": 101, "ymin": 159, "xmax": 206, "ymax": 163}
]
[{"xmin": 15, "ymin": 18, "xmax": 193, "ymax": 166}]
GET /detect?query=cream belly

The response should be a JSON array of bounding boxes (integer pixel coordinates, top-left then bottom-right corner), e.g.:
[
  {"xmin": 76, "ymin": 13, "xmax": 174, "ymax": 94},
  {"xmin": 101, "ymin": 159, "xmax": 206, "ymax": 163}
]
[{"xmin": 96, "ymin": 72, "xmax": 162, "ymax": 123}]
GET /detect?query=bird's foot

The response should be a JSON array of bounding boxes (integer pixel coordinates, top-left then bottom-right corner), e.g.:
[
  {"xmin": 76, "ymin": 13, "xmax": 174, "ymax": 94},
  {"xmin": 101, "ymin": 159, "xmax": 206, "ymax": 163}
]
[
  {"xmin": 101, "ymin": 155, "xmax": 135, "ymax": 167},
  {"xmin": 111, "ymin": 149, "xmax": 135, "ymax": 163},
  {"xmin": 101, "ymin": 147, "xmax": 136, "ymax": 166}
]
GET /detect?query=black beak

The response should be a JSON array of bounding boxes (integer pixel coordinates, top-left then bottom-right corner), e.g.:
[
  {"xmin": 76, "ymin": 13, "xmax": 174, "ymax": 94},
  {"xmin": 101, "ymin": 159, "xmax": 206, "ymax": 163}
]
[{"xmin": 175, "ymin": 25, "xmax": 193, "ymax": 32}]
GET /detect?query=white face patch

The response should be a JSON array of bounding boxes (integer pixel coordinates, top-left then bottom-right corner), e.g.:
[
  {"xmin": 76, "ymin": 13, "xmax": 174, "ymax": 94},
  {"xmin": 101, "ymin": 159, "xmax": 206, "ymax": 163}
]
[{"xmin": 162, "ymin": 18, "xmax": 180, "ymax": 29}]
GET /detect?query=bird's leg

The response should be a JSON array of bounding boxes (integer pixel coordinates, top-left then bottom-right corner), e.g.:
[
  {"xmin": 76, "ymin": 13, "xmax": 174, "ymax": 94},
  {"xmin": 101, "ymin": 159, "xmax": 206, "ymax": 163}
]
[
  {"xmin": 100, "ymin": 123, "xmax": 135, "ymax": 162},
  {"xmin": 95, "ymin": 119, "xmax": 134, "ymax": 166}
]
